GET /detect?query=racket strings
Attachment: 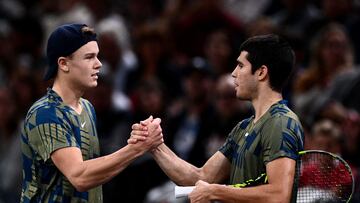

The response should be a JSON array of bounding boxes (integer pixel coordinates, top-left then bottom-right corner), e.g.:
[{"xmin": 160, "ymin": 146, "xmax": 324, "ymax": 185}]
[{"xmin": 297, "ymin": 153, "xmax": 353, "ymax": 202}]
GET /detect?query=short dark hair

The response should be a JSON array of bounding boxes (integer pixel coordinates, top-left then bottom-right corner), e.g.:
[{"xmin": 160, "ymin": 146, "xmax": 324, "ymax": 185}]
[{"xmin": 239, "ymin": 34, "xmax": 295, "ymax": 92}]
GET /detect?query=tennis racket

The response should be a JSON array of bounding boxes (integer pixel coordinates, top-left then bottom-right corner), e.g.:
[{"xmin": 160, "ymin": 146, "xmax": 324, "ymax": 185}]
[
  {"xmin": 175, "ymin": 150, "xmax": 355, "ymax": 203},
  {"xmin": 295, "ymin": 150, "xmax": 354, "ymax": 203}
]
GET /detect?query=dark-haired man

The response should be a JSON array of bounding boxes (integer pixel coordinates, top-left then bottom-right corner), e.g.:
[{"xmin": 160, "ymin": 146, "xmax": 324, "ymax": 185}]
[{"xmin": 131, "ymin": 34, "xmax": 304, "ymax": 203}]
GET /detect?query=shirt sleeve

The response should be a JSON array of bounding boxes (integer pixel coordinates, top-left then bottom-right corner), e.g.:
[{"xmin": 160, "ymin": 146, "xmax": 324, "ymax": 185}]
[
  {"xmin": 261, "ymin": 115, "xmax": 304, "ymax": 165},
  {"xmin": 26, "ymin": 106, "xmax": 78, "ymax": 162}
]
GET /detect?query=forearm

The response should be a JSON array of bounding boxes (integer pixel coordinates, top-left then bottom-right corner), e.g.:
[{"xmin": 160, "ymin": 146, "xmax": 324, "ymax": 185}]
[
  {"xmin": 69, "ymin": 118, "xmax": 163, "ymax": 191},
  {"xmin": 209, "ymin": 158, "xmax": 295, "ymax": 203},
  {"xmin": 71, "ymin": 144, "xmax": 143, "ymax": 191},
  {"xmin": 151, "ymin": 143, "xmax": 202, "ymax": 185},
  {"xmin": 210, "ymin": 183, "xmax": 291, "ymax": 203}
]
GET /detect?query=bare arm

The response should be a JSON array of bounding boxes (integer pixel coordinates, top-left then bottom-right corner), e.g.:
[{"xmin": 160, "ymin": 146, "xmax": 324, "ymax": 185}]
[
  {"xmin": 51, "ymin": 117, "xmax": 163, "ymax": 192},
  {"xmin": 189, "ymin": 157, "xmax": 296, "ymax": 203},
  {"xmin": 151, "ymin": 144, "xmax": 231, "ymax": 186},
  {"xmin": 129, "ymin": 120, "xmax": 230, "ymax": 185}
]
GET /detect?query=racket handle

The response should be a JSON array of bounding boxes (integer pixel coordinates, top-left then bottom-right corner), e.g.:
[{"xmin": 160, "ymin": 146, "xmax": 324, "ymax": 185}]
[{"xmin": 175, "ymin": 186, "xmax": 195, "ymax": 198}]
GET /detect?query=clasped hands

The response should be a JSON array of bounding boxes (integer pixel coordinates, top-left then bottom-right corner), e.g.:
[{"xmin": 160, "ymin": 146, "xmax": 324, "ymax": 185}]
[
  {"xmin": 128, "ymin": 116, "xmax": 164, "ymax": 152},
  {"xmin": 127, "ymin": 116, "xmax": 215, "ymax": 203}
]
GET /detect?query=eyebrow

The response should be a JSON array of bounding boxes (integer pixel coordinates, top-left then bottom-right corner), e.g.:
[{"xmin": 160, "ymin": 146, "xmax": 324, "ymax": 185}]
[
  {"xmin": 84, "ymin": 52, "xmax": 97, "ymax": 57},
  {"xmin": 237, "ymin": 59, "xmax": 244, "ymax": 65}
]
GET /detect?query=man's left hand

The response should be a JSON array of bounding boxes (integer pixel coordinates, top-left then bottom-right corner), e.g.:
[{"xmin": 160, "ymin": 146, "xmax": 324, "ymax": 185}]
[{"xmin": 189, "ymin": 180, "xmax": 212, "ymax": 203}]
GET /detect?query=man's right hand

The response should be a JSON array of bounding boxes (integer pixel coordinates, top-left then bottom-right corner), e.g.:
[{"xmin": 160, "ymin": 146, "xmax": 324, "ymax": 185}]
[{"xmin": 128, "ymin": 116, "xmax": 164, "ymax": 152}]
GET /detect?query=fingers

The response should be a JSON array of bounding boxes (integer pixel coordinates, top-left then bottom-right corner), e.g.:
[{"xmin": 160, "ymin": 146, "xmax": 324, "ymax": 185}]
[
  {"xmin": 137, "ymin": 116, "xmax": 161, "ymax": 129},
  {"xmin": 154, "ymin": 133, "xmax": 164, "ymax": 143},
  {"xmin": 147, "ymin": 118, "xmax": 162, "ymax": 134},
  {"xmin": 150, "ymin": 134, "xmax": 164, "ymax": 150},
  {"xmin": 129, "ymin": 122, "xmax": 149, "ymax": 145},
  {"xmin": 129, "ymin": 117, "xmax": 165, "ymax": 152},
  {"xmin": 140, "ymin": 115, "xmax": 153, "ymax": 126},
  {"xmin": 131, "ymin": 129, "xmax": 148, "ymax": 136},
  {"xmin": 195, "ymin": 180, "xmax": 203, "ymax": 186},
  {"xmin": 132, "ymin": 123, "xmax": 148, "ymax": 131},
  {"xmin": 152, "ymin": 117, "xmax": 161, "ymax": 125},
  {"xmin": 133, "ymin": 135, "xmax": 148, "ymax": 141},
  {"xmin": 127, "ymin": 138, "xmax": 137, "ymax": 144},
  {"xmin": 128, "ymin": 134, "xmax": 148, "ymax": 144},
  {"xmin": 132, "ymin": 117, "xmax": 162, "ymax": 136}
]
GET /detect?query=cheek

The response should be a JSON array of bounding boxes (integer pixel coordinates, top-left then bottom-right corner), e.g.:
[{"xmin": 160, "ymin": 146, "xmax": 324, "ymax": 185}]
[
  {"xmin": 238, "ymin": 77, "xmax": 256, "ymax": 95},
  {"xmin": 236, "ymin": 73, "xmax": 247, "ymax": 86}
]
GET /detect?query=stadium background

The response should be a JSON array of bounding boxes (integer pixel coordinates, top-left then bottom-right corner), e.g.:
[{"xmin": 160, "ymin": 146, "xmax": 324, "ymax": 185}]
[{"xmin": 0, "ymin": 0, "xmax": 359, "ymax": 202}]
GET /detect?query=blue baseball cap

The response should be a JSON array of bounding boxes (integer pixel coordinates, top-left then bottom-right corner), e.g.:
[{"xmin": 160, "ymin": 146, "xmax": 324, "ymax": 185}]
[{"xmin": 44, "ymin": 23, "xmax": 97, "ymax": 81}]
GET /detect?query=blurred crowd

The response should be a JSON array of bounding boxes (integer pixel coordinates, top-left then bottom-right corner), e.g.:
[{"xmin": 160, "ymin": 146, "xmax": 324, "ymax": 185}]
[{"xmin": 0, "ymin": 0, "xmax": 360, "ymax": 202}]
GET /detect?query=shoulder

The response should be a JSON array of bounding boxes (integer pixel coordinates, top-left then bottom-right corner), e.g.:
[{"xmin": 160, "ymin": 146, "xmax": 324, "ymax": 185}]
[
  {"xmin": 261, "ymin": 102, "xmax": 304, "ymax": 137},
  {"xmin": 226, "ymin": 116, "xmax": 254, "ymax": 139},
  {"xmin": 229, "ymin": 116, "xmax": 253, "ymax": 133},
  {"xmin": 238, "ymin": 116, "xmax": 254, "ymax": 129},
  {"xmin": 262, "ymin": 112, "xmax": 302, "ymax": 134},
  {"xmin": 25, "ymin": 95, "xmax": 69, "ymax": 127},
  {"xmin": 267, "ymin": 101, "xmax": 301, "ymax": 124},
  {"xmin": 26, "ymin": 96, "xmax": 54, "ymax": 120}
]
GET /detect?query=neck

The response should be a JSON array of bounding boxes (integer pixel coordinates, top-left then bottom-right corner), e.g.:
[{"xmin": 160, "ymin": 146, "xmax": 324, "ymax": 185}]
[
  {"xmin": 251, "ymin": 87, "xmax": 283, "ymax": 123},
  {"xmin": 52, "ymin": 78, "xmax": 84, "ymax": 114}
]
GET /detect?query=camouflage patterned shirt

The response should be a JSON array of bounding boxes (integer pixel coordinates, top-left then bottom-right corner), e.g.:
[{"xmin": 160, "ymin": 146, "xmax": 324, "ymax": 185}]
[
  {"xmin": 219, "ymin": 100, "xmax": 304, "ymax": 185},
  {"xmin": 20, "ymin": 88, "xmax": 102, "ymax": 203}
]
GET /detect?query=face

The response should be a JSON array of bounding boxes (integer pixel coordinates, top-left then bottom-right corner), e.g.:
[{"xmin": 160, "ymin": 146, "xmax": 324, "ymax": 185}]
[
  {"xmin": 231, "ymin": 51, "xmax": 257, "ymax": 100},
  {"xmin": 184, "ymin": 71, "xmax": 212, "ymax": 103},
  {"xmin": 66, "ymin": 41, "xmax": 102, "ymax": 89},
  {"xmin": 320, "ymin": 30, "xmax": 348, "ymax": 69}
]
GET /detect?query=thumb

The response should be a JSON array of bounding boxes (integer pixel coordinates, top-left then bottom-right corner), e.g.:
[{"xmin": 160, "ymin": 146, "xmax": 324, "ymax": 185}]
[
  {"xmin": 148, "ymin": 118, "xmax": 162, "ymax": 132},
  {"xmin": 141, "ymin": 115, "xmax": 153, "ymax": 126},
  {"xmin": 195, "ymin": 180, "xmax": 204, "ymax": 186},
  {"xmin": 152, "ymin": 118, "xmax": 162, "ymax": 125}
]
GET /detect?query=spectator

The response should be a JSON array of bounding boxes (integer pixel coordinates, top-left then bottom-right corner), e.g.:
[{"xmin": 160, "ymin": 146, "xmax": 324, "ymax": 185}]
[
  {"xmin": 293, "ymin": 23, "xmax": 355, "ymax": 126},
  {"xmin": 0, "ymin": 87, "xmax": 22, "ymax": 203},
  {"xmin": 97, "ymin": 14, "xmax": 136, "ymax": 112}
]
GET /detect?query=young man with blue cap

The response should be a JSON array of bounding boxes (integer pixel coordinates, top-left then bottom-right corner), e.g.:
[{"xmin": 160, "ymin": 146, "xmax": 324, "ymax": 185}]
[{"xmin": 20, "ymin": 23, "xmax": 163, "ymax": 203}]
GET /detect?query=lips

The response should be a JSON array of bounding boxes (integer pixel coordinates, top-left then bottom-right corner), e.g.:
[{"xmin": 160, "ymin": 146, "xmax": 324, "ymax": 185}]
[
  {"xmin": 233, "ymin": 82, "xmax": 239, "ymax": 91},
  {"xmin": 91, "ymin": 72, "xmax": 99, "ymax": 79}
]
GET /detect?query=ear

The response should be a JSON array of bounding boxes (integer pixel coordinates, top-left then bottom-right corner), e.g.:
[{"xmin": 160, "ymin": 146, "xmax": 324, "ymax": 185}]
[
  {"xmin": 257, "ymin": 65, "xmax": 268, "ymax": 81},
  {"xmin": 58, "ymin": 57, "xmax": 69, "ymax": 72}
]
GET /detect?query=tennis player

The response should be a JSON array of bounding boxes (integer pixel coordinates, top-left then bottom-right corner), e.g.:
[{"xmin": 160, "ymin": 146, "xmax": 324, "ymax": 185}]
[
  {"xmin": 20, "ymin": 24, "xmax": 163, "ymax": 203},
  {"xmin": 131, "ymin": 34, "xmax": 304, "ymax": 203}
]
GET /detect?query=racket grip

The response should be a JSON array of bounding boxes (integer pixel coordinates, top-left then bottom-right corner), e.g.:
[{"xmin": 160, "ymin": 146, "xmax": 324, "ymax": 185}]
[{"xmin": 175, "ymin": 186, "xmax": 195, "ymax": 198}]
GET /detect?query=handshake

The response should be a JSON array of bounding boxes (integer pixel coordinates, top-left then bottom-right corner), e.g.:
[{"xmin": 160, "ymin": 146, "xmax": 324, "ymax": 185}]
[{"xmin": 127, "ymin": 115, "xmax": 164, "ymax": 153}]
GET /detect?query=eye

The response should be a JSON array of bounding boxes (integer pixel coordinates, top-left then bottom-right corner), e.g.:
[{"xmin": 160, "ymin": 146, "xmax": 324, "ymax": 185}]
[{"xmin": 85, "ymin": 54, "xmax": 96, "ymax": 60}]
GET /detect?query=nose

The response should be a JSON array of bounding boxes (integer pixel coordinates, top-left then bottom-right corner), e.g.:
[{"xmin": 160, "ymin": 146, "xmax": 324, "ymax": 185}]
[
  {"xmin": 231, "ymin": 67, "xmax": 237, "ymax": 78},
  {"xmin": 95, "ymin": 57, "xmax": 102, "ymax": 69}
]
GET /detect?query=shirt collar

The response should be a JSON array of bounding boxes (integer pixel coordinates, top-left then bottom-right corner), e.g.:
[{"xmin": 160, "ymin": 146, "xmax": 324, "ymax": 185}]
[{"xmin": 46, "ymin": 87, "xmax": 63, "ymax": 103}]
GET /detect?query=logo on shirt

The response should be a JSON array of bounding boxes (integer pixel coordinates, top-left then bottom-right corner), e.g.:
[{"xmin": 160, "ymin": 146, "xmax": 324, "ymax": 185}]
[{"xmin": 81, "ymin": 121, "xmax": 86, "ymax": 128}]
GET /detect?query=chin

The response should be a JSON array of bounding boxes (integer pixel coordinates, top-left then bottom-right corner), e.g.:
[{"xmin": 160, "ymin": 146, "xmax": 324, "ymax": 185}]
[
  {"xmin": 91, "ymin": 82, "xmax": 98, "ymax": 87},
  {"xmin": 236, "ymin": 94, "xmax": 249, "ymax": 101},
  {"xmin": 87, "ymin": 81, "xmax": 98, "ymax": 88}
]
